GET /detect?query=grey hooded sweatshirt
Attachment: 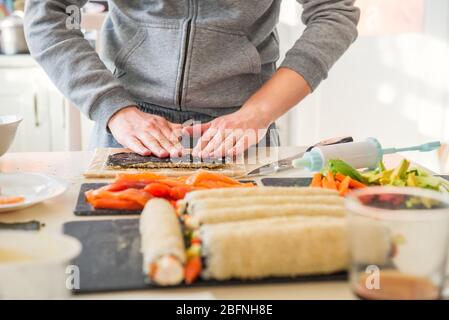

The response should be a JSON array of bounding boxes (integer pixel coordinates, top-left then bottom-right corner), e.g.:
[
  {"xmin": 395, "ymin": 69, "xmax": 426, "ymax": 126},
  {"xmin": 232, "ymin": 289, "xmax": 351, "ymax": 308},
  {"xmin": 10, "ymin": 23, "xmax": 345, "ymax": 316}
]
[{"xmin": 24, "ymin": 0, "xmax": 360, "ymax": 147}]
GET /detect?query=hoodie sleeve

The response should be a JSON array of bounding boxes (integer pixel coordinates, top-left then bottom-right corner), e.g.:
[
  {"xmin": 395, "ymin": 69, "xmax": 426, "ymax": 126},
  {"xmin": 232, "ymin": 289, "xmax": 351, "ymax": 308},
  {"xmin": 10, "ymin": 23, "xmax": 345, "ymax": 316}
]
[
  {"xmin": 280, "ymin": 0, "xmax": 360, "ymax": 91},
  {"xmin": 24, "ymin": 0, "xmax": 136, "ymax": 132}
]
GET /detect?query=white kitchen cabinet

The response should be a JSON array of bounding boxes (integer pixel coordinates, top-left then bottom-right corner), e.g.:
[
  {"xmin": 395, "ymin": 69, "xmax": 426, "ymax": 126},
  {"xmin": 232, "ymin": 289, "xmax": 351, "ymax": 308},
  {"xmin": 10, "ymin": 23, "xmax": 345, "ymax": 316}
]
[{"xmin": 0, "ymin": 55, "xmax": 67, "ymax": 152}]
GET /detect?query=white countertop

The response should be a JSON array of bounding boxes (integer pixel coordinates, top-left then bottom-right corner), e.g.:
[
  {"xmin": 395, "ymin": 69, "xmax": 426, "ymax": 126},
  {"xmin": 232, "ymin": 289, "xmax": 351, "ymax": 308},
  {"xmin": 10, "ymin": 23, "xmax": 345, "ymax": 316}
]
[
  {"xmin": 0, "ymin": 54, "xmax": 38, "ymax": 68},
  {"xmin": 1, "ymin": 148, "xmax": 399, "ymax": 300}
]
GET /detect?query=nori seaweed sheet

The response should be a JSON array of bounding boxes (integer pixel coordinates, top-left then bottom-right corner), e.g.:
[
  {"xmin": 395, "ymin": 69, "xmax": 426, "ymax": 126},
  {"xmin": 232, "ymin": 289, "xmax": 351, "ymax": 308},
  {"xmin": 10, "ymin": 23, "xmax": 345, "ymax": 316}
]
[{"xmin": 106, "ymin": 152, "xmax": 231, "ymax": 169}]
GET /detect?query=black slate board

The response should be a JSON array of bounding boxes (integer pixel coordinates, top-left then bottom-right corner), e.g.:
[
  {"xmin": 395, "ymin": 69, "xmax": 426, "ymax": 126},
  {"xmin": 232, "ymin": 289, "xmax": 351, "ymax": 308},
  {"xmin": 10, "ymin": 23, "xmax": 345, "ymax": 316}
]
[
  {"xmin": 261, "ymin": 176, "xmax": 449, "ymax": 188},
  {"xmin": 74, "ymin": 183, "xmax": 141, "ymax": 216},
  {"xmin": 75, "ymin": 181, "xmax": 257, "ymax": 217},
  {"xmin": 261, "ymin": 177, "xmax": 312, "ymax": 187},
  {"xmin": 63, "ymin": 219, "xmax": 347, "ymax": 294}
]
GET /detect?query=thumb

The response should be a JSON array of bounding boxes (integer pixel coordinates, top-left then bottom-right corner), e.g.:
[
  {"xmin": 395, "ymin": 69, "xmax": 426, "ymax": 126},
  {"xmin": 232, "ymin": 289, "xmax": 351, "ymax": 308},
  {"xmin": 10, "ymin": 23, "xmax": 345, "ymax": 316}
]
[{"xmin": 182, "ymin": 122, "xmax": 211, "ymax": 136}]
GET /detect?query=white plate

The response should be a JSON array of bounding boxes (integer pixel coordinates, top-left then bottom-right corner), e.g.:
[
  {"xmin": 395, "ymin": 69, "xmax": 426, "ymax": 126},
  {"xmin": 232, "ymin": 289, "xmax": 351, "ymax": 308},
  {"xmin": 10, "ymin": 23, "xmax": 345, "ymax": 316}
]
[{"xmin": 0, "ymin": 173, "xmax": 67, "ymax": 213}]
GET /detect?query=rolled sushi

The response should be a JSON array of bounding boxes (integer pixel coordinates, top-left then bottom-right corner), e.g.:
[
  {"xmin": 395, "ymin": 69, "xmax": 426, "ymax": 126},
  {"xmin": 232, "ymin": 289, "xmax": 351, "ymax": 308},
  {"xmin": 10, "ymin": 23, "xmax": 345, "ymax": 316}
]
[
  {"xmin": 199, "ymin": 216, "xmax": 348, "ymax": 280},
  {"xmin": 140, "ymin": 198, "xmax": 186, "ymax": 286}
]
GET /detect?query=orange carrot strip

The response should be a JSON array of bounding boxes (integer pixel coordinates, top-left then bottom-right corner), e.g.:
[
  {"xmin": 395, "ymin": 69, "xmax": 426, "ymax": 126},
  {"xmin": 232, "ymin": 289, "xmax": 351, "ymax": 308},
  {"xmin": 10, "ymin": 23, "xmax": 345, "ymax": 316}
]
[
  {"xmin": 348, "ymin": 178, "xmax": 366, "ymax": 189},
  {"xmin": 335, "ymin": 173, "xmax": 366, "ymax": 189},
  {"xmin": 321, "ymin": 177, "xmax": 327, "ymax": 188},
  {"xmin": 339, "ymin": 176, "xmax": 351, "ymax": 196},
  {"xmin": 0, "ymin": 196, "xmax": 25, "ymax": 205},
  {"xmin": 326, "ymin": 171, "xmax": 337, "ymax": 190},
  {"xmin": 185, "ymin": 257, "xmax": 202, "ymax": 285},
  {"xmin": 310, "ymin": 173, "xmax": 323, "ymax": 188}
]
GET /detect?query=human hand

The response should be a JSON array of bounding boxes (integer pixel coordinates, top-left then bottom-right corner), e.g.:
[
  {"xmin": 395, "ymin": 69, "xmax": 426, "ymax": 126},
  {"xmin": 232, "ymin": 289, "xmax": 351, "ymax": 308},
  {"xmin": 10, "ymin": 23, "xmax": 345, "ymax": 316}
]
[
  {"xmin": 183, "ymin": 108, "xmax": 272, "ymax": 158},
  {"xmin": 108, "ymin": 106, "xmax": 183, "ymax": 157}
]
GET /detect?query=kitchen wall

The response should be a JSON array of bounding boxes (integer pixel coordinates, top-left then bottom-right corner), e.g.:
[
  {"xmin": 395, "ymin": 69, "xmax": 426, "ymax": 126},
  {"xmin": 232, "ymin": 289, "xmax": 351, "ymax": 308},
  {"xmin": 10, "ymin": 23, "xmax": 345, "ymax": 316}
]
[{"xmin": 278, "ymin": 0, "xmax": 449, "ymax": 173}]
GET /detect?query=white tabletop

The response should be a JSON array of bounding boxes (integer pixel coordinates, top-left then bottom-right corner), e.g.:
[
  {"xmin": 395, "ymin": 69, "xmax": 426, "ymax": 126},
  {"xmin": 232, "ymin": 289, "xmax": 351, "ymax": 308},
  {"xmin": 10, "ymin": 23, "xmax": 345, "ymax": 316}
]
[{"xmin": 0, "ymin": 149, "xmax": 365, "ymax": 300}]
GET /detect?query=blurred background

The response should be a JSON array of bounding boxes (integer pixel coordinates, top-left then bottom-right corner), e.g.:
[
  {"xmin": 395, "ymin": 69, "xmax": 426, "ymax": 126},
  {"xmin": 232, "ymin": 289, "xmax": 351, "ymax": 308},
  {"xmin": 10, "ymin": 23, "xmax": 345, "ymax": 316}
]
[
  {"xmin": 278, "ymin": 0, "xmax": 449, "ymax": 173},
  {"xmin": 0, "ymin": 0, "xmax": 448, "ymax": 172}
]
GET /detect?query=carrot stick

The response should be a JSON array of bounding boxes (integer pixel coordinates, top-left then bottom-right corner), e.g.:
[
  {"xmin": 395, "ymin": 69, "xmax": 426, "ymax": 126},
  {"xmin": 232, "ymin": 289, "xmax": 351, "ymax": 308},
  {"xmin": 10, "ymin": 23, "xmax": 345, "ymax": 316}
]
[
  {"xmin": 335, "ymin": 173, "xmax": 366, "ymax": 189},
  {"xmin": 310, "ymin": 173, "xmax": 323, "ymax": 187},
  {"xmin": 321, "ymin": 177, "xmax": 327, "ymax": 188},
  {"xmin": 348, "ymin": 178, "xmax": 366, "ymax": 189},
  {"xmin": 339, "ymin": 176, "xmax": 351, "ymax": 196},
  {"xmin": 185, "ymin": 257, "xmax": 202, "ymax": 284},
  {"xmin": 326, "ymin": 171, "xmax": 337, "ymax": 190},
  {"xmin": 0, "ymin": 196, "xmax": 25, "ymax": 205}
]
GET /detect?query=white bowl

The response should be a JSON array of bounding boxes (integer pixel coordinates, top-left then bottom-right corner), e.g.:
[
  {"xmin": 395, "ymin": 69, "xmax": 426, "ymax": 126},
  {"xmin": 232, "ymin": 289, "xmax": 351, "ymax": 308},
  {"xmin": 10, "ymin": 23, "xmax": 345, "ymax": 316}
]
[
  {"xmin": 0, "ymin": 231, "xmax": 82, "ymax": 299},
  {"xmin": 0, "ymin": 115, "xmax": 22, "ymax": 156}
]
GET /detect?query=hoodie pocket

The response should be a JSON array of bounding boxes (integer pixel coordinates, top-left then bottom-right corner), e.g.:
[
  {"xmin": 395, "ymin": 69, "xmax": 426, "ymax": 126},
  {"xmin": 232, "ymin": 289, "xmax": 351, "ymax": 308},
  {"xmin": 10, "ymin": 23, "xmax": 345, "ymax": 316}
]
[
  {"xmin": 113, "ymin": 28, "xmax": 147, "ymax": 78},
  {"xmin": 184, "ymin": 26, "xmax": 262, "ymax": 109},
  {"xmin": 113, "ymin": 26, "xmax": 183, "ymax": 107}
]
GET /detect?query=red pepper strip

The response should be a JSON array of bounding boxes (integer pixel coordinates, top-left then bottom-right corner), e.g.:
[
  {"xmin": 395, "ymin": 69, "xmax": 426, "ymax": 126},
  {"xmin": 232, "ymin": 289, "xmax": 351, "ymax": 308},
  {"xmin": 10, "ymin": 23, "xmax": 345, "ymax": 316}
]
[
  {"xmin": 90, "ymin": 198, "xmax": 143, "ymax": 210},
  {"xmin": 144, "ymin": 183, "xmax": 173, "ymax": 198},
  {"xmin": 185, "ymin": 257, "xmax": 202, "ymax": 285}
]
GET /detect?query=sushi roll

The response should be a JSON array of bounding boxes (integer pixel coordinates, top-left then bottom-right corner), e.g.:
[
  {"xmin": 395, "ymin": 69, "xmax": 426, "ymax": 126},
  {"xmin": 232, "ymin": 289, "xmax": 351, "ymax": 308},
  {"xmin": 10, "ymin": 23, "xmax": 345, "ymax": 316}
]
[
  {"xmin": 140, "ymin": 198, "xmax": 186, "ymax": 286},
  {"xmin": 185, "ymin": 195, "xmax": 344, "ymax": 216},
  {"xmin": 178, "ymin": 187, "xmax": 346, "ymax": 227},
  {"xmin": 190, "ymin": 203, "xmax": 346, "ymax": 225},
  {"xmin": 184, "ymin": 216, "xmax": 348, "ymax": 282},
  {"xmin": 183, "ymin": 186, "xmax": 338, "ymax": 203}
]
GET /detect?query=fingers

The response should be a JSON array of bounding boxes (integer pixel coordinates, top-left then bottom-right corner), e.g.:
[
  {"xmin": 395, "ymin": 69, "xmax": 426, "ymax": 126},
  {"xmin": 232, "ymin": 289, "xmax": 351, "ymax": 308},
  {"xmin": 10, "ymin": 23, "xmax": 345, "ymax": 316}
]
[
  {"xmin": 182, "ymin": 123, "xmax": 211, "ymax": 137},
  {"xmin": 198, "ymin": 129, "xmax": 232, "ymax": 158},
  {"xmin": 169, "ymin": 123, "xmax": 183, "ymax": 141},
  {"xmin": 192, "ymin": 126, "xmax": 219, "ymax": 157},
  {"xmin": 212, "ymin": 130, "xmax": 243, "ymax": 158},
  {"xmin": 159, "ymin": 125, "xmax": 183, "ymax": 156},
  {"xmin": 229, "ymin": 136, "xmax": 250, "ymax": 156},
  {"xmin": 229, "ymin": 132, "xmax": 259, "ymax": 156},
  {"xmin": 125, "ymin": 137, "xmax": 152, "ymax": 156},
  {"xmin": 137, "ymin": 132, "xmax": 169, "ymax": 158},
  {"xmin": 143, "ymin": 117, "xmax": 184, "ymax": 157}
]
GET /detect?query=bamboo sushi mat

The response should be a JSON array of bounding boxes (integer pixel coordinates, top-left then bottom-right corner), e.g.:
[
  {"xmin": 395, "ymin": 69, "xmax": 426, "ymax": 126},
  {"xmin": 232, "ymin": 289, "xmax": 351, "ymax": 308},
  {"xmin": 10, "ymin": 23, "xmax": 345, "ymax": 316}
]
[{"xmin": 84, "ymin": 148, "xmax": 251, "ymax": 179}]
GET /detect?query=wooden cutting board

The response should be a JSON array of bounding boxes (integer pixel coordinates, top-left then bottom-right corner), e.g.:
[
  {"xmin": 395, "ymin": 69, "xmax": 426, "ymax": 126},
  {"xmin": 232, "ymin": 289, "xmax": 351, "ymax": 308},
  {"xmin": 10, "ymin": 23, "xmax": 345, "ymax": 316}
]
[{"xmin": 84, "ymin": 148, "xmax": 249, "ymax": 179}]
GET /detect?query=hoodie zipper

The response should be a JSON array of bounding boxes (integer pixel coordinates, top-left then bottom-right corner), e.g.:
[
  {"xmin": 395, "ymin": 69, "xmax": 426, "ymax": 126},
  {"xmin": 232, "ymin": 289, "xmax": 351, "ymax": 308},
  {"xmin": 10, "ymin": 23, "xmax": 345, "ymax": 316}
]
[{"xmin": 178, "ymin": 0, "xmax": 196, "ymax": 109}]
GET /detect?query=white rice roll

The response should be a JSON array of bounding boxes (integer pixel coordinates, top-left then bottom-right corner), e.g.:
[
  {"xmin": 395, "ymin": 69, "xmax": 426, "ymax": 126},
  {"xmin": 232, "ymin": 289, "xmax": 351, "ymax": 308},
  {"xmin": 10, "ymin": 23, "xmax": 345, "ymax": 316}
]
[
  {"xmin": 140, "ymin": 198, "xmax": 186, "ymax": 285},
  {"xmin": 187, "ymin": 195, "xmax": 344, "ymax": 215},
  {"xmin": 184, "ymin": 187, "xmax": 338, "ymax": 203},
  {"xmin": 192, "ymin": 203, "xmax": 346, "ymax": 225},
  {"xmin": 201, "ymin": 216, "xmax": 348, "ymax": 280}
]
